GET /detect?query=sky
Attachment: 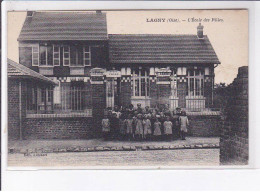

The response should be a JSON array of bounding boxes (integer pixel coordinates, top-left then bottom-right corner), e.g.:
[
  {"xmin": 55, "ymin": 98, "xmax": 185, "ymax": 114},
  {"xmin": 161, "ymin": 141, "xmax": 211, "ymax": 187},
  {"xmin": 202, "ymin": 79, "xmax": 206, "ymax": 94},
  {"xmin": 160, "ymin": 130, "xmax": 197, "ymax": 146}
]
[{"xmin": 7, "ymin": 10, "xmax": 248, "ymax": 84}]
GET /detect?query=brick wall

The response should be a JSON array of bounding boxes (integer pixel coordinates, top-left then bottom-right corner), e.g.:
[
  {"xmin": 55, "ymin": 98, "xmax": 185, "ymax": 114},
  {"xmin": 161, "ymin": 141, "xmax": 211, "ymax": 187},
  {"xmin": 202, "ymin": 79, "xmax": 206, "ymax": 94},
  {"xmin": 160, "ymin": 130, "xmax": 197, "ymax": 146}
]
[
  {"xmin": 220, "ymin": 66, "xmax": 248, "ymax": 165},
  {"xmin": 8, "ymin": 79, "xmax": 20, "ymax": 140},
  {"xmin": 188, "ymin": 115, "xmax": 221, "ymax": 137},
  {"xmin": 24, "ymin": 117, "xmax": 94, "ymax": 139},
  {"xmin": 204, "ymin": 76, "xmax": 213, "ymax": 108},
  {"xmin": 149, "ymin": 76, "xmax": 157, "ymax": 108},
  {"xmin": 177, "ymin": 81, "xmax": 187, "ymax": 108},
  {"xmin": 8, "ymin": 79, "xmax": 27, "ymax": 140},
  {"xmin": 120, "ymin": 76, "xmax": 131, "ymax": 107},
  {"xmin": 91, "ymin": 81, "xmax": 106, "ymax": 134}
]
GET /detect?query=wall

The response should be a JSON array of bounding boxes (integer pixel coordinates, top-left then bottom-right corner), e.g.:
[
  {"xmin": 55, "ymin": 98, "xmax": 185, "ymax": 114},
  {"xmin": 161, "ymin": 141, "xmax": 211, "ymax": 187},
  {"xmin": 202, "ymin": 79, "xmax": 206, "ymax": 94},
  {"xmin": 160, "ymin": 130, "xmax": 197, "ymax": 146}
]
[
  {"xmin": 8, "ymin": 79, "xmax": 27, "ymax": 140},
  {"xmin": 24, "ymin": 117, "xmax": 94, "ymax": 139},
  {"xmin": 220, "ymin": 66, "xmax": 248, "ymax": 165},
  {"xmin": 19, "ymin": 41, "xmax": 108, "ymax": 76},
  {"xmin": 120, "ymin": 76, "xmax": 131, "ymax": 107},
  {"xmin": 188, "ymin": 115, "xmax": 221, "ymax": 137}
]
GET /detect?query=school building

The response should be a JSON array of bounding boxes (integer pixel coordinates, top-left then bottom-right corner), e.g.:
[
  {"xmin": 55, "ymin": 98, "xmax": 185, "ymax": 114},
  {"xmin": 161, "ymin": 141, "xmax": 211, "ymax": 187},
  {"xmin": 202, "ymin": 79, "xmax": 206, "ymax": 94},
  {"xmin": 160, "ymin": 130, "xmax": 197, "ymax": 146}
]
[{"xmin": 8, "ymin": 11, "xmax": 221, "ymax": 140}]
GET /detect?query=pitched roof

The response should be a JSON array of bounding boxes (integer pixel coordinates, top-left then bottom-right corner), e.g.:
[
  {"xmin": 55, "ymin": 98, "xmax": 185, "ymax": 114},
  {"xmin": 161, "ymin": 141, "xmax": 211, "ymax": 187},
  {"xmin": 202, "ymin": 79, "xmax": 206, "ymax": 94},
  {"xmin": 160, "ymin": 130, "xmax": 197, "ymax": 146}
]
[
  {"xmin": 108, "ymin": 34, "xmax": 220, "ymax": 64},
  {"xmin": 8, "ymin": 59, "xmax": 57, "ymax": 85},
  {"xmin": 18, "ymin": 12, "xmax": 107, "ymax": 41}
]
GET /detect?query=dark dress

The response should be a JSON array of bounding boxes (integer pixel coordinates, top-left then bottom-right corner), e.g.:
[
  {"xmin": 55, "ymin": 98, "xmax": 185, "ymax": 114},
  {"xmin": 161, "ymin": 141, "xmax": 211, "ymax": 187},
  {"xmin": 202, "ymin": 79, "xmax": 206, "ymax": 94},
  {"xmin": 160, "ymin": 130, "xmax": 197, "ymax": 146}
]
[
  {"xmin": 171, "ymin": 114, "xmax": 179, "ymax": 139},
  {"xmin": 110, "ymin": 117, "xmax": 119, "ymax": 139}
]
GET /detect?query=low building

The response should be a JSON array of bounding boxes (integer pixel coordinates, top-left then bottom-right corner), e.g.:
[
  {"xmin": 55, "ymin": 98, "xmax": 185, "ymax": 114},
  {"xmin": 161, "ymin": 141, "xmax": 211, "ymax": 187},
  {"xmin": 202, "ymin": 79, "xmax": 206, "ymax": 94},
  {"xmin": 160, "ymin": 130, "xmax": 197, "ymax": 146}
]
[
  {"xmin": 8, "ymin": 59, "xmax": 57, "ymax": 140},
  {"xmin": 10, "ymin": 11, "xmax": 221, "ymax": 139}
]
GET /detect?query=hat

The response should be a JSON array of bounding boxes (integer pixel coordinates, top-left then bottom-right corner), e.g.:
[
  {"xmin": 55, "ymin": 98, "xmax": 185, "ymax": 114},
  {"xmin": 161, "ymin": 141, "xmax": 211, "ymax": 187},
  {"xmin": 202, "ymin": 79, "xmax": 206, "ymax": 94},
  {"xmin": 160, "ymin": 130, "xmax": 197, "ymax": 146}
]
[{"xmin": 176, "ymin": 107, "xmax": 181, "ymax": 110}]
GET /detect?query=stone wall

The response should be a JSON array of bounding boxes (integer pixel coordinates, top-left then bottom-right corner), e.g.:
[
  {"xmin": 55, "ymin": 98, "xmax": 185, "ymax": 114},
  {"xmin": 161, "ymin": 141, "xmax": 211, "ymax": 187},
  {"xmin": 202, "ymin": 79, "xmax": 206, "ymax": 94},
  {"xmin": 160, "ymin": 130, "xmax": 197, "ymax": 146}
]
[
  {"xmin": 24, "ymin": 117, "xmax": 94, "ymax": 139},
  {"xmin": 220, "ymin": 66, "xmax": 248, "ymax": 165}
]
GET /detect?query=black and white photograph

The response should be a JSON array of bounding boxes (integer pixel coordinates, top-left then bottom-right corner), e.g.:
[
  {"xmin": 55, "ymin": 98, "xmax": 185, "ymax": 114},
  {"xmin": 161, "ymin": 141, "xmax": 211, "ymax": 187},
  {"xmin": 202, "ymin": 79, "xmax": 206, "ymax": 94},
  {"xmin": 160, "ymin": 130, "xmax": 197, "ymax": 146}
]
[{"xmin": 5, "ymin": 9, "xmax": 248, "ymax": 168}]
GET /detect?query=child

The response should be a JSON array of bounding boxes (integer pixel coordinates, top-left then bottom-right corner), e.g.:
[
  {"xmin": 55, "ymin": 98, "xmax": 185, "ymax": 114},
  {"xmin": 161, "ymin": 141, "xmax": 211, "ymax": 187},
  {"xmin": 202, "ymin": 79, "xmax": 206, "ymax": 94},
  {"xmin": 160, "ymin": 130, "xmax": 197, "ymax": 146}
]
[
  {"xmin": 163, "ymin": 116, "xmax": 173, "ymax": 141},
  {"xmin": 150, "ymin": 112, "xmax": 157, "ymax": 135},
  {"xmin": 132, "ymin": 111, "xmax": 138, "ymax": 140},
  {"xmin": 143, "ymin": 115, "xmax": 152, "ymax": 140},
  {"xmin": 179, "ymin": 111, "xmax": 189, "ymax": 140},
  {"xmin": 125, "ymin": 114, "xmax": 134, "ymax": 141},
  {"xmin": 102, "ymin": 115, "xmax": 110, "ymax": 140},
  {"xmin": 135, "ymin": 114, "xmax": 144, "ymax": 140},
  {"xmin": 153, "ymin": 118, "xmax": 162, "ymax": 141},
  {"xmin": 110, "ymin": 113, "xmax": 119, "ymax": 140},
  {"xmin": 119, "ymin": 110, "xmax": 127, "ymax": 140}
]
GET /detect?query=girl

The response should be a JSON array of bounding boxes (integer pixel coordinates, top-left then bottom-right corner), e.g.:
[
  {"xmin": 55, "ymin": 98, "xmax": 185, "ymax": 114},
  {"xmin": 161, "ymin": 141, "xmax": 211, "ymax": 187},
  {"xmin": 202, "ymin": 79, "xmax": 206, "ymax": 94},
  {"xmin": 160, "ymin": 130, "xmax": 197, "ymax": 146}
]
[
  {"xmin": 143, "ymin": 115, "xmax": 152, "ymax": 140},
  {"xmin": 179, "ymin": 111, "xmax": 189, "ymax": 140},
  {"xmin": 110, "ymin": 113, "xmax": 119, "ymax": 140},
  {"xmin": 125, "ymin": 114, "xmax": 134, "ymax": 140},
  {"xmin": 135, "ymin": 114, "xmax": 144, "ymax": 140},
  {"xmin": 153, "ymin": 118, "xmax": 162, "ymax": 141},
  {"xmin": 102, "ymin": 115, "xmax": 110, "ymax": 140},
  {"xmin": 163, "ymin": 116, "xmax": 173, "ymax": 141},
  {"xmin": 119, "ymin": 108, "xmax": 127, "ymax": 140}
]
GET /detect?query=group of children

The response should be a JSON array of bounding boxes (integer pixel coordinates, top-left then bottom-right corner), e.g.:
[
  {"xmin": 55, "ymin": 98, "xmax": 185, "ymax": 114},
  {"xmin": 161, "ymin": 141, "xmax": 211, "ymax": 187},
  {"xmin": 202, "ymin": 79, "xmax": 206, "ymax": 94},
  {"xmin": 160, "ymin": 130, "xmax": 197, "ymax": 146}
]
[{"xmin": 101, "ymin": 104, "xmax": 189, "ymax": 141}]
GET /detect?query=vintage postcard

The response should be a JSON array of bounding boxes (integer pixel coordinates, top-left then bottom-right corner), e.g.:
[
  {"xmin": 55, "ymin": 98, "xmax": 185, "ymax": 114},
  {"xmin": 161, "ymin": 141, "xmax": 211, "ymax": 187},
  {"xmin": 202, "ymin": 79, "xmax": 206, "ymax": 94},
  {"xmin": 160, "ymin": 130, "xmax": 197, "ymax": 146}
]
[{"xmin": 6, "ymin": 9, "xmax": 248, "ymax": 168}]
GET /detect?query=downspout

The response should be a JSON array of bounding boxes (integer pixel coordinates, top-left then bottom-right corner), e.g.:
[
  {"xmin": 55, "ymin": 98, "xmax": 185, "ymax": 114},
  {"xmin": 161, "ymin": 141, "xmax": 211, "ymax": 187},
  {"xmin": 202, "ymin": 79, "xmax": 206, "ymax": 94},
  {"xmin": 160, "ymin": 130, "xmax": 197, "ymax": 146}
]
[{"xmin": 19, "ymin": 81, "xmax": 23, "ymax": 140}]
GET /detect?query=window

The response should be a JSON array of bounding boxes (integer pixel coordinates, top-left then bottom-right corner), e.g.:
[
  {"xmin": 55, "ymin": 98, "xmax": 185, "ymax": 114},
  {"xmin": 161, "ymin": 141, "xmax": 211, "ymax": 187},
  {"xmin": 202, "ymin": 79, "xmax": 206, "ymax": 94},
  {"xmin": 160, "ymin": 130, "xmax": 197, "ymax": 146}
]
[
  {"xmin": 53, "ymin": 45, "xmax": 60, "ymax": 66},
  {"xmin": 132, "ymin": 68, "xmax": 149, "ymax": 97},
  {"xmin": 27, "ymin": 86, "xmax": 37, "ymax": 113},
  {"xmin": 32, "ymin": 46, "xmax": 39, "ymax": 66},
  {"xmin": 41, "ymin": 88, "xmax": 46, "ymax": 103},
  {"xmin": 63, "ymin": 46, "xmax": 70, "ymax": 66},
  {"xmin": 40, "ymin": 45, "xmax": 53, "ymax": 66},
  {"xmin": 70, "ymin": 45, "xmax": 83, "ymax": 66},
  {"xmin": 60, "ymin": 82, "xmax": 86, "ymax": 112},
  {"xmin": 187, "ymin": 69, "xmax": 204, "ymax": 97},
  {"xmin": 70, "ymin": 81, "xmax": 85, "ymax": 111},
  {"xmin": 27, "ymin": 87, "xmax": 54, "ymax": 114},
  {"xmin": 84, "ymin": 46, "xmax": 91, "ymax": 66},
  {"xmin": 47, "ymin": 87, "xmax": 53, "ymax": 103}
]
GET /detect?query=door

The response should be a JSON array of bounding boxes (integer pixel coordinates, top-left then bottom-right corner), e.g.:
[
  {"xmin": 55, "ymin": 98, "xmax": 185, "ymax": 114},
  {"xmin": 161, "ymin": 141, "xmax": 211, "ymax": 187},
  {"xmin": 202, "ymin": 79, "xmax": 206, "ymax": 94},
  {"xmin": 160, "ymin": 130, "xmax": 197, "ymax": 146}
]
[{"xmin": 106, "ymin": 78, "xmax": 119, "ymax": 109}]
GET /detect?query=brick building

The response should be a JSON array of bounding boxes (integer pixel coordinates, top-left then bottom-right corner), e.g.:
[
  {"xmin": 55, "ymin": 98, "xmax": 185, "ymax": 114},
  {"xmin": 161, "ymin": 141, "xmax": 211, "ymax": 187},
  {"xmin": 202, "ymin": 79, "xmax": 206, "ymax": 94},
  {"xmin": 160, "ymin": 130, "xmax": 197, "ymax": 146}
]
[
  {"xmin": 9, "ymin": 11, "xmax": 221, "ymax": 139},
  {"xmin": 8, "ymin": 59, "xmax": 57, "ymax": 140}
]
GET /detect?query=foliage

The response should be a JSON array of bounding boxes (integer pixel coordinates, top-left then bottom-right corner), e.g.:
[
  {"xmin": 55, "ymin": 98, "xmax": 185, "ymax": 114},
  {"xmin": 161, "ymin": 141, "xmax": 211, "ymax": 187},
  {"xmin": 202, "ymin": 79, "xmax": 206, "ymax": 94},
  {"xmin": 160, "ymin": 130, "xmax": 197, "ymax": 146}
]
[{"xmin": 213, "ymin": 82, "xmax": 231, "ymax": 110}]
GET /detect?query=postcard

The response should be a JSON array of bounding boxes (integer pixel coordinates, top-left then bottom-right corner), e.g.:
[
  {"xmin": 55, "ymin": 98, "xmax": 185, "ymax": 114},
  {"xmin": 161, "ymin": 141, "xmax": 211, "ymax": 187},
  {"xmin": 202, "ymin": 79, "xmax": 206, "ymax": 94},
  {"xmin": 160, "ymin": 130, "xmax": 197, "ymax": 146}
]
[{"xmin": 6, "ymin": 9, "xmax": 248, "ymax": 168}]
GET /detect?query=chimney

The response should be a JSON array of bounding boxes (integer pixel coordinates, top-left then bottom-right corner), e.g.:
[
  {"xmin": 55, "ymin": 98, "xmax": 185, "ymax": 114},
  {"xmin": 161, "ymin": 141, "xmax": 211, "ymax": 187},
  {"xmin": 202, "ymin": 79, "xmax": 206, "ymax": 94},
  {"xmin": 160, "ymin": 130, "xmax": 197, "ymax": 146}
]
[
  {"xmin": 27, "ymin": 11, "xmax": 34, "ymax": 17},
  {"xmin": 197, "ymin": 23, "xmax": 204, "ymax": 39}
]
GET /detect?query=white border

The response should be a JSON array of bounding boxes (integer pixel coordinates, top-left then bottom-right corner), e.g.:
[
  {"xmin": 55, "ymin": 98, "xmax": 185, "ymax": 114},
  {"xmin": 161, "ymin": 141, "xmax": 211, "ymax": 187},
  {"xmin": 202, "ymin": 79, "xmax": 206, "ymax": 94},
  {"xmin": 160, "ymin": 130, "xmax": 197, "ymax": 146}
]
[{"xmin": 2, "ymin": 0, "xmax": 260, "ymax": 190}]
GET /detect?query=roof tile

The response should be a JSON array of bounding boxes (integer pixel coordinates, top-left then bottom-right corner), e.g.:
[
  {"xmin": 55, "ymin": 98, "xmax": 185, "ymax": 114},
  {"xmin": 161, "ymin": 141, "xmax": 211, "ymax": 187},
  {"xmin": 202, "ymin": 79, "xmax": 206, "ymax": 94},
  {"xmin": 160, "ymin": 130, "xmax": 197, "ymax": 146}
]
[
  {"xmin": 8, "ymin": 59, "xmax": 57, "ymax": 85},
  {"xmin": 18, "ymin": 12, "xmax": 108, "ymax": 41},
  {"xmin": 108, "ymin": 34, "xmax": 220, "ymax": 64}
]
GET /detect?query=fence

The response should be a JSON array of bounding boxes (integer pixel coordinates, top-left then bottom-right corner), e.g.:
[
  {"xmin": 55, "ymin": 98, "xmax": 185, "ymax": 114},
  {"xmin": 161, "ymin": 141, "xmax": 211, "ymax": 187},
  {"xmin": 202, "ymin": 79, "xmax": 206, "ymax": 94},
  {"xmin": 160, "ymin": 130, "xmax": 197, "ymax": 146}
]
[{"xmin": 152, "ymin": 87, "xmax": 215, "ymax": 112}]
